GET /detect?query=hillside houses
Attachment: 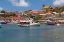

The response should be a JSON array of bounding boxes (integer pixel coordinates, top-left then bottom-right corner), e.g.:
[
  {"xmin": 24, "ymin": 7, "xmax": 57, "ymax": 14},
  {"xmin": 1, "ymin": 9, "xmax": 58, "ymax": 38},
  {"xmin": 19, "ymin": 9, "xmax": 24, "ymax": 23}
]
[{"xmin": 0, "ymin": 5, "xmax": 64, "ymax": 23}]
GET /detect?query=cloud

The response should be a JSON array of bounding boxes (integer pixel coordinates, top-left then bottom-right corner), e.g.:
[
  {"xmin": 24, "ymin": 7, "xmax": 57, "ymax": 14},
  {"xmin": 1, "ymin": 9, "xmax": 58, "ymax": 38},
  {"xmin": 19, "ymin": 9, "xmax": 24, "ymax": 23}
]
[
  {"xmin": 9, "ymin": 0, "xmax": 30, "ymax": 7},
  {"xmin": 0, "ymin": 7, "xmax": 3, "ymax": 11},
  {"xmin": 53, "ymin": 0, "xmax": 64, "ymax": 6}
]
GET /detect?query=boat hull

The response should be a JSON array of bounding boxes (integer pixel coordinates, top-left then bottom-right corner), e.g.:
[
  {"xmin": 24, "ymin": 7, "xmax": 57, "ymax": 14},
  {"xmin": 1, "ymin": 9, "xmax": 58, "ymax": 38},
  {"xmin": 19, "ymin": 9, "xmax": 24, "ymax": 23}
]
[
  {"xmin": 18, "ymin": 23, "xmax": 40, "ymax": 27},
  {"xmin": 45, "ymin": 22, "xmax": 56, "ymax": 25},
  {"xmin": 1, "ymin": 22, "xmax": 7, "ymax": 24},
  {"xmin": 0, "ymin": 21, "xmax": 7, "ymax": 24}
]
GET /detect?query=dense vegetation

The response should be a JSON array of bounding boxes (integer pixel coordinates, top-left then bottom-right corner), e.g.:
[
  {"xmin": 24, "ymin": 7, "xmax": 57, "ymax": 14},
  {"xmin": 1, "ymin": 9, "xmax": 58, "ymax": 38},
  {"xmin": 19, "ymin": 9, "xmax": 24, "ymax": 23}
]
[{"xmin": 51, "ymin": 6, "xmax": 64, "ymax": 13}]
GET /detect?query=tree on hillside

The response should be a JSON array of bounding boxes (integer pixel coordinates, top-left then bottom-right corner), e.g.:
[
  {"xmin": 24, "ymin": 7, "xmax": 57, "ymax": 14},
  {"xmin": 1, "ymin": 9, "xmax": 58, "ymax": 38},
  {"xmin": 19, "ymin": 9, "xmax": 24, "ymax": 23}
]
[
  {"xmin": 34, "ymin": 15, "xmax": 42, "ymax": 20},
  {"xmin": 53, "ymin": 6, "xmax": 62, "ymax": 13},
  {"xmin": 1, "ymin": 10, "xmax": 5, "ymax": 13},
  {"xmin": 42, "ymin": 4, "xmax": 45, "ymax": 10},
  {"xmin": 43, "ymin": 4, "xmax": 45, "ymax": 7},
  {"xmin": 61, "ymin": 6, "xmax": 64, "ymax": 11},
  {"xmin": 1, "ymin": 10, "xmax": 6, "ymax": 17}
]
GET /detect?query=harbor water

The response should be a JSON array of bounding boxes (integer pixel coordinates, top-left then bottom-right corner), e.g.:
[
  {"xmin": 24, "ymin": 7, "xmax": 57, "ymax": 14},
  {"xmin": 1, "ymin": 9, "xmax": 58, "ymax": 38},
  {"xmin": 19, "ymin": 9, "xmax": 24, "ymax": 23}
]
[{"xmin": 0, "ymin": 24, "xmax": 64, "ymax": 42}]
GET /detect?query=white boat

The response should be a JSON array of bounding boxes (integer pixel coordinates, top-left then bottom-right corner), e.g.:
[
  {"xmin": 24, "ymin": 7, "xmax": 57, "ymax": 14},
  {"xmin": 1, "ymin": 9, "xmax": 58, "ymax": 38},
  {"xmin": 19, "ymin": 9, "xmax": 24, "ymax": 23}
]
[{"xmin": 18, "ymin": 19, "xmax": 40, "ymax": 26}]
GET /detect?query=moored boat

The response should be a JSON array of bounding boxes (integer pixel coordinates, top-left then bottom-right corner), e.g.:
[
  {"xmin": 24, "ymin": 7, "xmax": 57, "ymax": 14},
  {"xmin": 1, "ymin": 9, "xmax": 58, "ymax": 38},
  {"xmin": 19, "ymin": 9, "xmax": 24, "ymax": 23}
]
[
  {"xmin": 18, "ymin": 19, "xmax": 40, "ymax": 26},
  {"xmin": 45, "ymin": 21, "xmax": 56, "ymax": 25},
  {"xmin": 0, "ymin": 20, "xmax": 7, "ymax": 24}
]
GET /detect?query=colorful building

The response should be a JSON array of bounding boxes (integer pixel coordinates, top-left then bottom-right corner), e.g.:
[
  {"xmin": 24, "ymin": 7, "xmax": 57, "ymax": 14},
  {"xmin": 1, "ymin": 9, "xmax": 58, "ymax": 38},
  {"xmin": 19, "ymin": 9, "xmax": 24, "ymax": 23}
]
[{"xmin": 42, "ymin": 6, "xmax": 53, "ymax": 12}]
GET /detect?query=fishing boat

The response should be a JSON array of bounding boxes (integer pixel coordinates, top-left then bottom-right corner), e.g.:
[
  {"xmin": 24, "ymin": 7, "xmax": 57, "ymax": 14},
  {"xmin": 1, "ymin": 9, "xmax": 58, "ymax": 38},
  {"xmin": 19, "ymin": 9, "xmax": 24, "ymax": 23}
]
[{"xmin": 18, "ymin": 19, "xmax": 40, "ymax": 26}]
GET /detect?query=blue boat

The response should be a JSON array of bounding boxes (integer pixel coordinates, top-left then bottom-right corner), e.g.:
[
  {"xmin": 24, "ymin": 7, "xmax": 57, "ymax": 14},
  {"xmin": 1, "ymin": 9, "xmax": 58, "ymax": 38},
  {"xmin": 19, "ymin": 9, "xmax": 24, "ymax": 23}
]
[{"xmin": 0, "ymin": 21, "xmax": 7, "ymax": 24}]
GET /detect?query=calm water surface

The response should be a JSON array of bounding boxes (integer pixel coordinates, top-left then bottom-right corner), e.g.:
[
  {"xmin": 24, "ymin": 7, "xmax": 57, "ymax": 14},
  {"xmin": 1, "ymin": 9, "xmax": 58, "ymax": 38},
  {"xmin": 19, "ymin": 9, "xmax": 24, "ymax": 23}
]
[{"xmin": 0, "ymin": 24, "xmax": 64, "ymax": 42}]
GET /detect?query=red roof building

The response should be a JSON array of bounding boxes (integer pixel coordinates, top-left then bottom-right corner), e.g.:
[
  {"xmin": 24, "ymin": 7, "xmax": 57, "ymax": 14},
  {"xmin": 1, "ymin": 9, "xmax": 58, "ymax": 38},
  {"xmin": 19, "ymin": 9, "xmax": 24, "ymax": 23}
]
[
  {"xmin": 13, "ymin": 11, "xmax": 20, "ymax": 14},
  {"xmin": 0, "ymin": 17, "xmax": 9, "ymax": 20},
  {"xmin": 12, "ymin": 16, "xmax": 24, "ymax": 21},
  {"xmin": 30, "ymin": 10, "xmax": 39, "ymax": 14},
  {"xmin": 29, "ymin": 10, "xmax": 46, "ymax": 14}
]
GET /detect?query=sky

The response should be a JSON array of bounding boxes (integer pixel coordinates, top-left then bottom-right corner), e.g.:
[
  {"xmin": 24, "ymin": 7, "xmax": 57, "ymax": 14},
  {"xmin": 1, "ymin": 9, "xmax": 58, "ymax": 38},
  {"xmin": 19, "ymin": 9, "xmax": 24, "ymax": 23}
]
[{"xmin": 0, "ymin": 0, "xmax": 64, "ymax": 12}]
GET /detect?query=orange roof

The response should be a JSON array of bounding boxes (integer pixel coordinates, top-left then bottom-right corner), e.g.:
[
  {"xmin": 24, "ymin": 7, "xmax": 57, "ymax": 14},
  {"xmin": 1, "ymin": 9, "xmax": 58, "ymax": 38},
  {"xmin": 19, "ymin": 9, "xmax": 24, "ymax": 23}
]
[
  {"xmin": 46, "ymin": 11, "xmax": 52, "ymax": 14},
  {"xmin": 30, "ymin": 10, "xmax": 39, "ymax": 13}
]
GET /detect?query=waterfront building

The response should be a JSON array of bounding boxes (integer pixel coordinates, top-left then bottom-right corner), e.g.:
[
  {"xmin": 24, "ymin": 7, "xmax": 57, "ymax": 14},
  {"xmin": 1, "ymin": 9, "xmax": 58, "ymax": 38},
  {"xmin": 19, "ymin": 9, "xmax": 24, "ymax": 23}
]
[{"xmin": 11, "ymin": 16, "xmax": 24, "ymax": 24}]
